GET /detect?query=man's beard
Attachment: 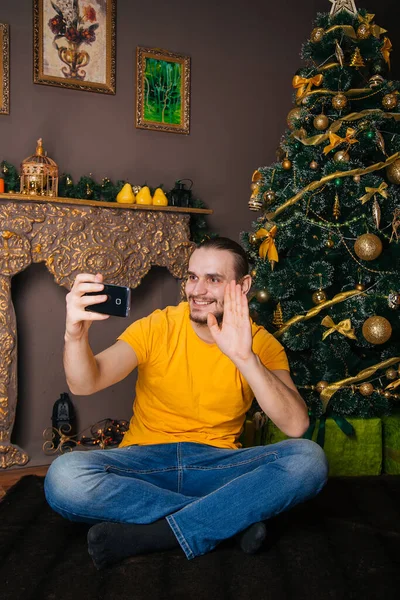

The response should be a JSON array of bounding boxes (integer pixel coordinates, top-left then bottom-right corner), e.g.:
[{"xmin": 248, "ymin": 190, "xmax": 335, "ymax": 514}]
[{"xmin": 188, "ymin": 297, "xmax": 223, "ymax": 327}]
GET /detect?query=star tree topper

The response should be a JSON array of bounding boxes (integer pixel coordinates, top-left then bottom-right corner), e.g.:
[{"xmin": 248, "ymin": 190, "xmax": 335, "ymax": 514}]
[{"xmin": 329, "ymin": 0, "xmax": 357, "ymax": 17}]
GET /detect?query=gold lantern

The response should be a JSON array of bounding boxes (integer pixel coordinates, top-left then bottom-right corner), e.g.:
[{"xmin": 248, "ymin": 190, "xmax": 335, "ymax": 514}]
[{"xmin": 20, "ymin": 138, "xmax": 58, "ymax": 197}]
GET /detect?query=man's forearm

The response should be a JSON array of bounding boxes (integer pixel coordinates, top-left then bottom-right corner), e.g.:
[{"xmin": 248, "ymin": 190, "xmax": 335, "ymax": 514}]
[
  {"xmin": 63, "ymin": 334, "xmax": 100, "ymax": 395},
  {"xmin": 234, "ymin": 353, "xmax": 309, "ymax": 438}
]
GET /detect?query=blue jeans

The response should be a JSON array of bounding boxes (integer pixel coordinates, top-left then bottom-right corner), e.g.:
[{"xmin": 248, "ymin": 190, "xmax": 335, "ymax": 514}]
[{"xmin": 44, "ymin": 439, "xmax": 328, "ymax": 559}]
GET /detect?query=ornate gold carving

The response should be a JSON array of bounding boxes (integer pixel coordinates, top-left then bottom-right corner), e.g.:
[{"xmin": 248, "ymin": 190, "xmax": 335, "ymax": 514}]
[{"xmin": 0, "ymin": 197, "xmax": 196, "ymax": 467}]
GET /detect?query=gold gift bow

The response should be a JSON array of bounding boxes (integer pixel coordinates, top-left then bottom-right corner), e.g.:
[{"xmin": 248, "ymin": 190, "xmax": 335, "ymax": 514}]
[
  {"xmin": 266, "ymin": 151, "xmax": 400, "ymax": 220},
  {"xmin": 273, "ymin": 290, "xmax": 360, "ymax": 339},
  {"xmin": 381, "ymin": 37, "xmax": 392, "ymax": 69},
  {"xmin": 323, "ymin": 128, "xmax": 358, "ymax": 155},
  {"xmin": 321, "ymin": 315, "xmax": 357, "ymax": 341},
  {"xmin": 255, "ymin": 225, "xmax": 279, "ymax": 262},
  {"xmin": 359, "ymin": 181, "xmax": 388, "ymax": 205},
  {"xmin": 320, "ymin": 357, "xmax": 400, "ymax": 410},
  {"xmin": 357, "ymin": 13, "xmax": 387, "ymax": 38},
  {"xmin": 292, "ymin": 74, "xmax": 323, "ymax": 99}
]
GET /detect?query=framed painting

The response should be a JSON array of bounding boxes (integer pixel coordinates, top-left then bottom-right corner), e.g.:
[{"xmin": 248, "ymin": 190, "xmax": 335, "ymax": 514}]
[
  {"xmin": 0, "ymin": 23, "xmax": 10, "ymax": 115},
  {"xmin": 136, "ymin": 47, "xmax": 190, "ymax": 135},
  {"xmin": 33, "ymin": 0, "xmax": 116, "ymax": 94}
]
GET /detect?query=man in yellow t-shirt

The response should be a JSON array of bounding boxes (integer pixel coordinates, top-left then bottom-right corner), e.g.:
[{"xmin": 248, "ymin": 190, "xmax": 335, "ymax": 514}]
[{"xmin": 45, "ymin": 237, "xmax": 328, "ymax": 570}]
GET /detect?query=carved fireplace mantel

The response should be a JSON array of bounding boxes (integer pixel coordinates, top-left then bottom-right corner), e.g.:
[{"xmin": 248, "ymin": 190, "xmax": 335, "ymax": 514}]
[{"xmin": 0, "ymin": 193, "xmax": 212, "ymax": 468}]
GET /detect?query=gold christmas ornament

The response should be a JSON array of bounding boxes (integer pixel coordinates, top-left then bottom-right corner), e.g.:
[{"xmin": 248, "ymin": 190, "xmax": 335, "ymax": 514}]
[
  {"xmin": 313, "ymin": 114, "xmax": 329, "ymax": 131},
  {"xmin": 255, "ymin": 289, "xmax": 270, "ymax": 303},
  {"xmin": 287, "ymin": 107, "xmax": 302, "ymax": 130},
  {"xmin": 282, "ymin": 158, "xmax": 292, "ymax": 170},
  {"xmin": 355, "ymin": 282, "xmax": 365, "ymax": 291},
  {"xmin": 326, "ymin": 237, "xmax": 334, "ymax": 248},
  {"xmin": 386, "ymin": 368, "xmax": 398, "ymax": 380},
  {"xmin": 382, "ymin": 93, "xmax": 398, "ymax": 110},
  {"xmin": 333, "ymin": 193, "xmax": 341, "ymax": 220},
  {"xmin": 359, "ymin": 382, "xmax": 374, "ymax": 396},
  {"xmin": 312, "ymin": 289, "xmax": 328, "ymax": 305},
  {"xmin": 272, "ymin": 303, "xmax": 284, "ymax": 328},
  {"xmin": 335, "ymin": 40, "xmax": 345, "ymax": 67},
  {"xmin": 310, "ymin": 160, "xmax": 319, "ymax": 170},
  {"xmin": 310, "ymin": 27, "xmax": 325, "ymax": 43},
  {"xmin": 388, "ymin": 291, "xmax": 400, "ymax": 309},
  {"xmin": 353, "ymin": 175, "xmax": 361, "ymax": 183},
  {"xmin": 386, "ymin": 159, "xmax": 400, "ymax": 184},
  {"xmin": 362, "ymin": 316, "xmax": 392, "ymax": 344},
  {"xmin": 350, "ymin": 47, "xmax": 365, "ymax": 68},
  {"xmin": 354, "ymin": 233, "xmax": 383, "ymax": 261},
  {"xmin": 250, "ymin": 269, "xmax": 257, "ymax": 278},
  {"xmin": 369, "ymin": 75, "xmax": 384, "ymax": 88},
  {"xmin": 20, "ymin": 138, "xmax": 58, "ymax": 197},
  {"xmin": 249, "ymin": 233, "xmax": 259, "ymax": 245},
  {"xmin": 357, "ymin": 23, "xmax": 371, "ymax": 39},
  {"xmin": 334, "ymin": 150, "xmax": 350, "ymax": 163},
  {"xmin": 315, "ymin": 380, "xmax": 329, "ymax": 393},
  {"xmin": 332, "ymin": 93, "xmax": 348, "ymax": 110},
  {"xmin": 249, "ymin": 197, "xmax": 263, "ymax": 211},
  {"xmin": 263, "ymin": 190, "xmax": 276, "ymax": 204}
]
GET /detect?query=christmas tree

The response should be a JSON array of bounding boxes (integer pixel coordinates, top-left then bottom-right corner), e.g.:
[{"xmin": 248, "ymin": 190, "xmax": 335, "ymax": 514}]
[{"xmin": 243, "ymin": 0, "xmax": 400, "ymax": 438}]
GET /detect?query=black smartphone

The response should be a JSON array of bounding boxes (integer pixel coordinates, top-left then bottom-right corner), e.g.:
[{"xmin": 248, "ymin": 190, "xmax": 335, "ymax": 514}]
[{"xmin": 85, "ymin": 283, "xmax": 131, "ymax": 318}]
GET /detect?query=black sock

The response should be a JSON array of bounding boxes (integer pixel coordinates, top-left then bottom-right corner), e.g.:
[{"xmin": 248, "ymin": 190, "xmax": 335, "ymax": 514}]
[
  {"xmin": 239, "ymin": 521, "xmax": 267, "ymax": 554},
  {"xmin": 87, "ymin": 519, "xmax": 179, "ymax": 570}
]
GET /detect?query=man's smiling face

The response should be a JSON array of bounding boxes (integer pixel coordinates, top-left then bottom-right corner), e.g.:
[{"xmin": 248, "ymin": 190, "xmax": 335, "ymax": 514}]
[{"xmin": 185, "ymin": 247, "xmax": 238, "ymax": 326}]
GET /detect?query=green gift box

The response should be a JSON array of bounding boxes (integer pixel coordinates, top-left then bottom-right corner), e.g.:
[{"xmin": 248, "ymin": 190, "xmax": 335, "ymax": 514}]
[
  {"xmin": 382, "ymin": 412, "xmax": 400, "ymax": 474},
  {"xmin": 264, "ymin": 417, "xmax": 382, "ymax": 477}
]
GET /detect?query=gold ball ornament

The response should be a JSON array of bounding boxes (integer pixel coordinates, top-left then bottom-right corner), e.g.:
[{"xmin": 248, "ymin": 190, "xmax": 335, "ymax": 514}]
[
  {"xmin": 310, "ymin": 160, "xmax": 319, "ymax": 170},
  {"xmin": 315, "ymin": 380, "xmax": 329, "ymax": 393},
  {"xmin": 382, "ymin": 93, "xmax": 398, "ymax": 110},
  {"xmin": 353, "ymin": 175, "xmax": 361, "ymax": 183},
  {"xmin": 332, "ymin": 93, "xmax": 348, "ymax": 110},
  {"xmin": 312, "ymin": 289, "xmax": 328, "ymax": 304},
  {"xmin": 282, "ymin": 158, "xmax": 292, "ymax": 170},
  {"xmin": 249, "ymin": 233, "xmax": 259, "ymax": 245},
  {"xmin": 357, "ymin": 23, "xmax": 371, "ymax": 39},
  {"xmin": 386, "ymin": 368, "xmax": 398, "ymax": 380},
  {"xmin": 310, "ymin": 27, "xmax": 325, "ymax": 43},
  {"xmin": 354, "ymin": 234, "xmax": 383, "ymax": 261},
  {"xmin": 313, "ymin": 114, "xmax": 329, "ymax": 131},
  {"xmin": 386, "ymin": 159, "xmax": 400, "ymax": 184},
  {"xmin": 334, "ymin": 150, "xmax": 350, "ymax": 163},
  {"xmin": 263, "ymin": 190, "xmax": 276, "ymax": 204},
  {"xmin": 383, "ymin": 390, "xmax": 392, "ymax": 399},
  {"xmin": 287, "ymin": 108, "xmax": 302, "ymax": 130},
  {"xmin": 362, "ymin": 316, "xmax": 392, "ymax": 344},
  {"xmin": 359, "ymin": 382, "xmax": 374, "ymax": 396},
  {"xmin": 255, "ymin": 289, "xmax": 270, "ymax": 303},
  {"xmin": 325, "ymin": 238, "xmax": 334, "ymax": 248},
  {"xmin": 250, "ymin": 269, "xmax": 257, "ymax": 278},
  {"xmin": 355, "ymin": 283, "xmax": 365, "ymax": 291}
]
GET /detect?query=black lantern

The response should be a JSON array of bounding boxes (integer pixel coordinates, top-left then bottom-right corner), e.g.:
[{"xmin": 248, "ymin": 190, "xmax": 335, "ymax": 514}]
[
  {"xmin": 51, "ymin": 392, "xmax": 76, "ymax": 447},
  {"xmin": 170, "ymin": 179, "xmax": 193, "ymax": 208}
]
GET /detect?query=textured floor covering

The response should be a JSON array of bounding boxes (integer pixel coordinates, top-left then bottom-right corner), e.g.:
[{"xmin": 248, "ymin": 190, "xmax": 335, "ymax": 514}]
[{"xmin": 1, "ymin": 475, "xmax": 400, "ymax": 600}]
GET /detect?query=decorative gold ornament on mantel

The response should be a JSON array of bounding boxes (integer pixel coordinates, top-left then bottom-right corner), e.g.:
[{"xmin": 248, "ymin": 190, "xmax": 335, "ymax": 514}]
[{"xmin": 20, "ymin": 138, "xmax": 58, "ymax": 197}]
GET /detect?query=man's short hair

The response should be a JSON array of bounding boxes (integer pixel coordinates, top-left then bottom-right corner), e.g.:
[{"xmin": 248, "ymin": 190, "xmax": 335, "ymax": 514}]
[{"xmin": 197, "ymin": 237, "xmax": 249, "ymax": 281}]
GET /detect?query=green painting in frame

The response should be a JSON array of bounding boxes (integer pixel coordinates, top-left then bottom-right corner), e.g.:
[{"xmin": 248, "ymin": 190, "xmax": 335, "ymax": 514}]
[
  {"xmin": 33, "ymin": 0, "xmax": 116, "ymax": 94},
  {"xmin": 0, "ymin": 23, "xmax": 9, "ymax": 115},
  {"xmin": 136, "ymin": 47, "xmax": 191, "ymax": 135}
]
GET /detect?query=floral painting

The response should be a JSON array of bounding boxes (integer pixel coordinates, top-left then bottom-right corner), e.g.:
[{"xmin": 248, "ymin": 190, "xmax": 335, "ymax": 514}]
[
  {"xmin": 34, "ymin": 0, "xmax": 115, "ymax": 94},
  {"xmin": 136, "ymin": 47, "xmax": 191, "ymax": 135}
]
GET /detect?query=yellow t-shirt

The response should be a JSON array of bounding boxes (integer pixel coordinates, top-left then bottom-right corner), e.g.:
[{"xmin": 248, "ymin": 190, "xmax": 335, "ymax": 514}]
[{"xmin": 118, "ymin": 302, "xmax": 289, "ymax": 449}]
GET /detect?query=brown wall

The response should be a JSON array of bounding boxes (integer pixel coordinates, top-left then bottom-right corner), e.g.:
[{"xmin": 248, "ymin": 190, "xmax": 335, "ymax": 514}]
[{"xmin": 1, "ymin": 0, "xmax": 399, "ymax": 466}]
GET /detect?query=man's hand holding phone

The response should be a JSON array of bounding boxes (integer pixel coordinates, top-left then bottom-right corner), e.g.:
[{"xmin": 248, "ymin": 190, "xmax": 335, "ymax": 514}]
[{"xmin": 65, "ymin": 274, "xmax": 111, "ymax": 342}]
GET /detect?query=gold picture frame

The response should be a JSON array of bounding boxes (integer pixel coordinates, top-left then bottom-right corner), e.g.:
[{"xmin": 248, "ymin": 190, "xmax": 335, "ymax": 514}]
[
  {"xmin": 33, "ymin": 0, "xmax": 116, "ymax": 94},
  {"xmin": 136, "ymin": 47, "xmax": 190, "ymax": 135},
  {"xmin": 0, "ymin": 23, "xmax": 10, "ymax": 115}
]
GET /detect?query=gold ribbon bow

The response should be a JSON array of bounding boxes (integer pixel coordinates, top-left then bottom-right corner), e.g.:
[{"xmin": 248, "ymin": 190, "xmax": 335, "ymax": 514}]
[
  {"xmin": 323, "ymin": 128, "xmax": 358, "ymax": 155},
  {"xmin": 359, "ymin": 181, "xmax": 388, "ymax": 205},
  {"xmin": 321, "ymin": 315, "xmax": 357, "ymax": 341},
  {"xmin": 358, "ymin": 14, "xmax": 387, "ymax": 38},
  {"xmin": 292, "ymin": 74, "xmax": 323, "ymax": 99},
  {"xmin": 255, "ymin": 225, "xmax": 279, "ymax": 263},
  {"xmin": 381, "ymin": 38, "xmax": 392, "ymax": 68}
]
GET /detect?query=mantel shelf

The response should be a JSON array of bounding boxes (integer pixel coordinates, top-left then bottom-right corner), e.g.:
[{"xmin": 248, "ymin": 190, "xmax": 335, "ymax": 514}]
[{"xmin": 0, "ymin": 193, "xmax": 213, "ymax": 214}]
